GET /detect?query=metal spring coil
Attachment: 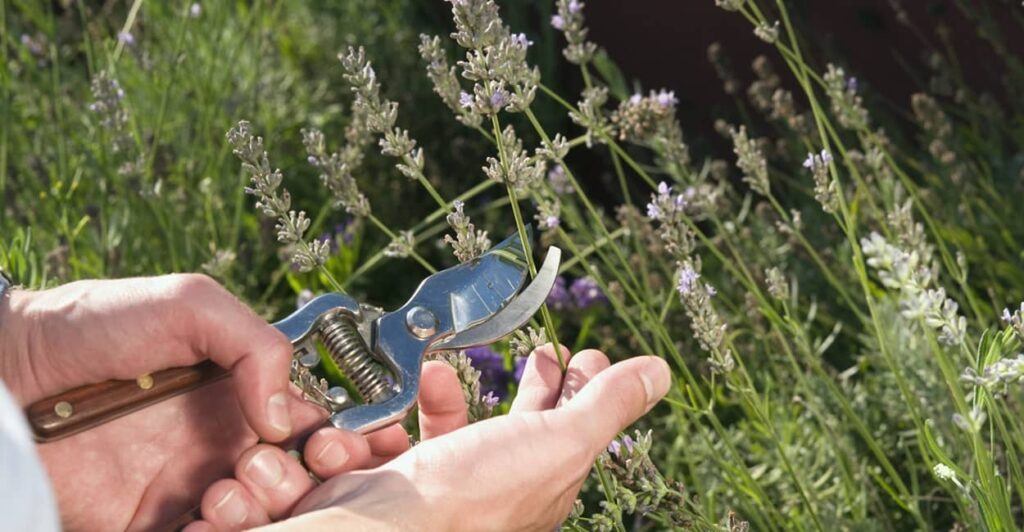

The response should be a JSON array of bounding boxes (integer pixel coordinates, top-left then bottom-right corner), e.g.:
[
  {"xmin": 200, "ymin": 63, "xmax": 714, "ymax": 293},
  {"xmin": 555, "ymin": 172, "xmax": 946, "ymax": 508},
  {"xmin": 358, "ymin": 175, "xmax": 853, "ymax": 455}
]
[{"xmin": 317, "ymin": 313, "xmax": 393, "ymax": 403}]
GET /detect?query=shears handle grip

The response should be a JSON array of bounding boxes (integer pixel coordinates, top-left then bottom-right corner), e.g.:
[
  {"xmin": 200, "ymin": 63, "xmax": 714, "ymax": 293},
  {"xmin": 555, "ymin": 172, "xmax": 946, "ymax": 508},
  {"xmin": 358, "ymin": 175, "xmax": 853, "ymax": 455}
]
[{"xmin": 25, "ymin": 360, "xmax": 227, "ymax": 442}]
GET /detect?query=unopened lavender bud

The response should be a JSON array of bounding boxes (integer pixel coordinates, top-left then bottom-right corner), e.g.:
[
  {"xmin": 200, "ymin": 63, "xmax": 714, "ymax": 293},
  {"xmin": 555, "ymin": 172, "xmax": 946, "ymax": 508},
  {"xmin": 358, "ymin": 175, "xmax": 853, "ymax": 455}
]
[
  {"xmin": 754, "ymin": 21, "xmax": 780, "ymax": 43},
  {"xmin": 729, "ymin": 126, "xmax": 769, "ymax": 196},
  {"xmin": 384, "ymin": 230, "xmax": 416, "ymax": 258},
  {"xmin": 444, "ymin": 200, "xmax": 491, "ymax": 262},
  {"xmin": 823, "ymin": 64, "xmax": 870, "ymax": 130},
  {"xmin": 715, "ymin": 0, "xmax": 745, "ymax": 10},
  {"xmin": 553, "ymin": 0, "xmax": 598, "ymax": 64},
  {"xmin": 803, "ymin": 149, "xmax": 838, "ymax": 213}
]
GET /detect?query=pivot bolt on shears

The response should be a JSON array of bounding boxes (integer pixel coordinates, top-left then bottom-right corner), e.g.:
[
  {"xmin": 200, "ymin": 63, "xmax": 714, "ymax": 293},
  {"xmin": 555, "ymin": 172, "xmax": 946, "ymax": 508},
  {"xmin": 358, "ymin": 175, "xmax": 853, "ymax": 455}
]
[{"xmin": 26, "ymin": 232, "xmax": 560, "ymax": 441}]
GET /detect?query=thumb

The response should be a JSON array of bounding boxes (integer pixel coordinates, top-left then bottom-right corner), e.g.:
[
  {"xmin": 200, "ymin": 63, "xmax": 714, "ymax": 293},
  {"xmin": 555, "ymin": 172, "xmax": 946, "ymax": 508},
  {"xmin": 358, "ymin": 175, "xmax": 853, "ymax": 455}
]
[{"xmin": 556, "ymin": 356, "xmax": 670, "ymax": 452}]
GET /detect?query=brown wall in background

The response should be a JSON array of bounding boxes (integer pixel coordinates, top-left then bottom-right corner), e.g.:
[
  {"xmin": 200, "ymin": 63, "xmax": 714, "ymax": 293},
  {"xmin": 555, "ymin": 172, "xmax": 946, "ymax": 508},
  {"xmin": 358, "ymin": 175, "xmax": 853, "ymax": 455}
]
[{"xmin": 585, "ymin": 1, "xmax": 1023, "ymax": 133}]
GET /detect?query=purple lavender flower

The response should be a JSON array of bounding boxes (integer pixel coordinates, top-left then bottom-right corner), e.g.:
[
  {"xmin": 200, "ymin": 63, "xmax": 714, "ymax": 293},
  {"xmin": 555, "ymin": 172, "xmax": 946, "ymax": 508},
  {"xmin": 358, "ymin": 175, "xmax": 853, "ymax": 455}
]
[
  {"xmin": 459, "ymin": 91, "xmax": 473, "ymax": 109},
  {"xmin": 803, "ymin": 153, "xmax": 816, "ymax": 169},
  {"xmin": 546, "ymin": 276, "xmax": 572, "ymax": 310},
  {"xmin": 570, "ymin": 276, "xmax": 607, "ymax": 309},
  {"xmin": 489, "ymin": 89, "xmax": 509, "ymax": 110},
  {"xmin": 316, "ymin": 232, "xmax": 335, "ymax": 253},
  {"xmin": 674, "ymin": 192, "xmax": 687, "ymax": 210},
  {"xmin": 513, "ymin": 357, "xmax": 527, "ymax": 383},
  {"xmin": 296, "ymin": 289, "xmax": 314, "ymax": 309},
  {"xmin": 647, "ymin": 181, "xmax": 685, "ymax": 221},
  {"xmin": 847, "ymin": 77, "xmax": 858, "ymax": 93},
  {"xmin": 654, "ymin": 89, "xmax": 678, "ymax": 107},
  {"xmin": 608, "ymin": 439, "xmax": 622, "ymax": 456},
  {"xmin": 307, "ymin": 155, "xmax": 318, "ymax": 166},
  {"xmin": 551, "ymin": 14, "xmax": 565, "ymax": 30},
  {"xmin": 117, "ymin": 31, "xmax": 135, "ymax": 46},
  {"xmin": 568, "ymin": 0, "xmax": 583, "ymax": 13},
  {"xmin": 622, "ymin": 434, "xmax": 635, "ymax": 452},
  {"xmin": 510, "ymin": 33, "xmax": 532, "ymax": 48},
  {"xmin": 803, "ymin": 149, "xmax": 833, "ymax": 169},
  {"xmin": 677, "ymin": 266, "xmax": 700, "ymax": 296},
  {"xmin": 112, "ymin": 80, "xmax": 125, "ymax": 100},
  {"xmin": 315, "ymin": 220, "xmax": 357, "ymax": 254},
  {"xmin": 646, "ymin": 201, "xmax": 663, "ymax": 221},
  {"xmin": 21, "ymin": 33, "xmax": 47, "ymax": 58},
  {"xmin": 541, "ymin": 214, "xmax": 560, "ymax": 229},
  {"xmin": 547, "ymin": 164, "xmax": 572, "ymax": 195},
  {"xmin": 482, "ymin": 391, "xmax": 500, "ymax": 408},
  {"xmin": 335, "ymin": 221, "xmax": 356, "ymax": 245},
  {"xmin": 466, "ymin": 346, "xmax": 510, "ymax": 399},
  {"xmin": 629, "ymin": 93, "xmax": 642, "ymax": 105},
  {"xmin": 1002, "ymin": 308, "xmax": 1012, "ymax": 322}
]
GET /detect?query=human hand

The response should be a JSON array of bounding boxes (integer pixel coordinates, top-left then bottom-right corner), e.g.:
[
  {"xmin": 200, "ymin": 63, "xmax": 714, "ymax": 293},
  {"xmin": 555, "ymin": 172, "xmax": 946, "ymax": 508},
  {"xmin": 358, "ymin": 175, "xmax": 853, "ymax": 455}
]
[
  {"xmin": 184, "ymin": 358, "xmax": 464, "ymax": 530},
  {"xmin": 0, "ymin": 274, "xmax": 351, "ymax": 530},
  {"xmin": 184, "ymin": 345, "xmax": 671, "ymax": 531}
]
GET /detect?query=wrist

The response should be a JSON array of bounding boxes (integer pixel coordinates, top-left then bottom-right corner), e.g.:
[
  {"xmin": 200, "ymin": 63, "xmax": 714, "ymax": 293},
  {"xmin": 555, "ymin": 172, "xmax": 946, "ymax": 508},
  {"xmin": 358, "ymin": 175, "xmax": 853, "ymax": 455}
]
[
  {"xmin": 285, "ymin": 468, "xmax": 450, "ymax": 532},
  {"xmin": 0, "ymin": 288, "xmax": 46, "ymax": 405}
]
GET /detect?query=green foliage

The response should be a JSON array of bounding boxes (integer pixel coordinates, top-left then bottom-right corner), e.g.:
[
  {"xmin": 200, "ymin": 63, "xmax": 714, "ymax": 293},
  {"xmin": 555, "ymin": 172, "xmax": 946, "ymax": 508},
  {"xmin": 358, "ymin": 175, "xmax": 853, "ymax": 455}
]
[{"xmin": 6, "ymin": 0, "xmax": 1024, "ymax": 530}]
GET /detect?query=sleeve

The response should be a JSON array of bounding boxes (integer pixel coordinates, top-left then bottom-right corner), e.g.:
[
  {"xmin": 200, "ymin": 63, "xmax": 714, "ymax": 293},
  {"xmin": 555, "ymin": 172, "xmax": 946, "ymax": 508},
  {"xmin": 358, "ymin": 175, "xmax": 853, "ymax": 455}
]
[{"xmin": 0, "ymin": 380, "xmax": 61, "ymax": 532}]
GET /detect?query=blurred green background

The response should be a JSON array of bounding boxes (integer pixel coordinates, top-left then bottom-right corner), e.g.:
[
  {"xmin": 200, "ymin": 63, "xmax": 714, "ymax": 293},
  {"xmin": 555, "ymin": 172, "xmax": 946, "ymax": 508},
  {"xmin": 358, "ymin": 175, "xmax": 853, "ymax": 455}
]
[{"xmin": 0, "ymin": 0, "xmax": 570, "ymax": 315}]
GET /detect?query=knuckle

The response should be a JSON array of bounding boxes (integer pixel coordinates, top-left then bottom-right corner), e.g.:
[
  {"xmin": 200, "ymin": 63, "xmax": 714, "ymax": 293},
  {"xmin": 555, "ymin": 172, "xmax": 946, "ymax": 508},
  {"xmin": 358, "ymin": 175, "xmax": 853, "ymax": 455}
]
[
  {"xmin": 166, "ymin": 273, "xmax": 220, "ymax": 300},
  {"xmin": 265, "ymin": 327, "xmax": 293, "ymax": 357}
]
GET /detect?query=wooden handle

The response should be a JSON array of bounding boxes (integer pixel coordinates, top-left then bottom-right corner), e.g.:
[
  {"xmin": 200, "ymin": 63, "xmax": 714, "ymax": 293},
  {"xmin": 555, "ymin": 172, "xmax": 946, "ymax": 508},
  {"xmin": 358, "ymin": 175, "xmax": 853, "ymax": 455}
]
[{"xmin": 25, "ymin": 360, "xmax": 229, "ymax": 442}]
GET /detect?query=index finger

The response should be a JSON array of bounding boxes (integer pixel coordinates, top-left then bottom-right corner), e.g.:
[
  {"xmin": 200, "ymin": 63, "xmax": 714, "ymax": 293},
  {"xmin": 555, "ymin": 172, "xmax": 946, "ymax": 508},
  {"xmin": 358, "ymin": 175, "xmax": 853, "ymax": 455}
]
[{"xmin": 167, "ymin": 274, "xmax": 295, "ymax": 442}]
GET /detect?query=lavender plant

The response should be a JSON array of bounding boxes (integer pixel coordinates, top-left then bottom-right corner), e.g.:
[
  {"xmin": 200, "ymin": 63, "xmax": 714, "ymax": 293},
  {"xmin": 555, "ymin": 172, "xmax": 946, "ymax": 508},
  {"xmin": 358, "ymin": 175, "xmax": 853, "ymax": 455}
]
[{"xmin": 9, "ymin": 0, "xmax": 1024, "ymax": 530}]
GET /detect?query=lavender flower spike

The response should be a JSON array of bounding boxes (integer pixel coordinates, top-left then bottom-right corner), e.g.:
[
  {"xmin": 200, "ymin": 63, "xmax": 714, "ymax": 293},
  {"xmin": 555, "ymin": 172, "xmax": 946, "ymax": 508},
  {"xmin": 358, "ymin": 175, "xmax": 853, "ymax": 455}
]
[
  {"xmin": 546, "ymin": 276, "xmax": 572, "ymax": 310},
  {"xmin": 466, "ymin": 345, "xmax": 511, "ymax": 400},
  {"xmin": 677, "ymin": 265, "xmax": 700, "ymax": 296},
  {"xmin": 570, "ymin": 276, "xmax": 607, "ymax": 309}
]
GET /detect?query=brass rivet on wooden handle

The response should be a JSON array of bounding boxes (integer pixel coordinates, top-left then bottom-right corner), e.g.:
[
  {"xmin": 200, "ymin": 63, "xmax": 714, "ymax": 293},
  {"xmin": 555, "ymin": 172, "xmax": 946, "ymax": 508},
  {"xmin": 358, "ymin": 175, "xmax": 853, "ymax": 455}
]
[
  {"xmin": 136, "ymin": 374, "xmax": 154, "ymax": 390},
  {"xmin": 54, "ymin": 401, "xmax": 73, "ymax": 419}
]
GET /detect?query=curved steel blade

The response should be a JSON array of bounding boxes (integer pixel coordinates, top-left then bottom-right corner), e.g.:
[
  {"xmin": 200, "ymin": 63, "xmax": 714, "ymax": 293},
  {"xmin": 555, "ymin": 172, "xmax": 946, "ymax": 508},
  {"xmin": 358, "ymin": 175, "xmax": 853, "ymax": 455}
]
[
  {"xmin": 431, "ymin": 246, "xmax": 561, "ymax": 351},
  {"xmin": 447, "ymin": 229, "xmax": 530, "ymax": 333}
]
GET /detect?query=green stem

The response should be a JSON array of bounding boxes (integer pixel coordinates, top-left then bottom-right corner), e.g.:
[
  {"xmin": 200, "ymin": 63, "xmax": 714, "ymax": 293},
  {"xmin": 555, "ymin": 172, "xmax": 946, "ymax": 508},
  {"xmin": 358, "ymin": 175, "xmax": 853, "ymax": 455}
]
[
  {"xmin": 367, "ymin": 213, "xmax": 436, "ymax": 274},
  {"xmin": 489, "ymin": 114, "xmax": 563, "ymax": 368}
]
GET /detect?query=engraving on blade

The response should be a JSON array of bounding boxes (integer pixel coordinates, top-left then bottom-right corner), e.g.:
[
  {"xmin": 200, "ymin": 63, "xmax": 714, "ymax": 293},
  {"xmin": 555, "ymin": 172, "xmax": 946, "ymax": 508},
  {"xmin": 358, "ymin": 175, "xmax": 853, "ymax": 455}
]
[
  {"xmin": 434, "ymin": 246, "xmax": 561, "ymax": 351},
  {"xmin": 448, "ymin": 237, "xmax": 529, "ymax": 332}
]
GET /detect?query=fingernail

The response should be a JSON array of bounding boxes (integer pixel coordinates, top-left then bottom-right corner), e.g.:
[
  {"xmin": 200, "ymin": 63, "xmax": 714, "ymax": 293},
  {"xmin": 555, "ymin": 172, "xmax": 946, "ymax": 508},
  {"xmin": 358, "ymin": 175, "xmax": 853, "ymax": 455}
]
[
  {"xmin": 315, "ymin": 440, "xmax": 350, "ymax": 470},
  {"xmin": 245, "ymin": 450, "xmax": 284, "ymax": 489},
  {"xmin": 214, "ymin": 488, "xmax": 248, "ymax": 525},
  {"xmin": 266, "ymin": 392, "xmax": 291, "ymax": 436},
  {"xmin": 639, "ymin": 357, "xmax": 670, "ymax": 408}
]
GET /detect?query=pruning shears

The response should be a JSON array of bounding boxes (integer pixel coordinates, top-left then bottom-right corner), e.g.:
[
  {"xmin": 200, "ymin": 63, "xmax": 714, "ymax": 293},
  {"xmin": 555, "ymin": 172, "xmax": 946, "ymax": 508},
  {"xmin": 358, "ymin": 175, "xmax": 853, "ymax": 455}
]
[{"xmin": 26, "ymin": 232, "xmax": 561, "ymax": 441}]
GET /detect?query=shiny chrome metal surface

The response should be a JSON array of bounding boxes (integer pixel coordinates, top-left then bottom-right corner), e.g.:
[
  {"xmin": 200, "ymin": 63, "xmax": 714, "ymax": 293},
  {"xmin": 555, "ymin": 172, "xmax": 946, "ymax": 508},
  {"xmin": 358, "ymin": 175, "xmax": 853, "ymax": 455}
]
[{"xmin": 274, "ymin": 231, "xmax": 562, "ymax": 434}]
